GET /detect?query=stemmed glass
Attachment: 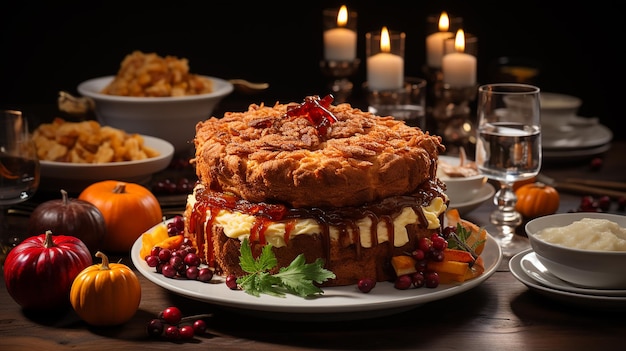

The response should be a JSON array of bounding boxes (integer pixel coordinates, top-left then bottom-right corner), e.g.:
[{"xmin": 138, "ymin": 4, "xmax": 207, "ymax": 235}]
[
  {"xmin": 1, "ymin": 110, "xmax": 40, "ymax": 262},
  {"xmin": 475, "ymin": 84, "xmax": 542, "ymax": 256}
]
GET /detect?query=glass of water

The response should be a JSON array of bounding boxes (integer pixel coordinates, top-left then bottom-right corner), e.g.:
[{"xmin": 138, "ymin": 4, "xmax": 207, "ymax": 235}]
[
  {"xmin": 366, "ymin": 77, "xmax": 428, "ymax": 129},
  {"xmin": 475, "ymin": 84, "xmax": 541, "ymax": 255},
  {"xmin": 1, "ymin": 110, "xmax": 40, "ymax": 262}
]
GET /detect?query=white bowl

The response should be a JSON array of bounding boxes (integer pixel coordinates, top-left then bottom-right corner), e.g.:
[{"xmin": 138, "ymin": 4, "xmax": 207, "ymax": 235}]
[
  {"xmin": 437, "ymin": 155, "xmax": 487, "ymax": 204},
  {"xmin": 77, "ymin": 75, "xmax": 233, "ymax": 153},
  {"xmin": 540, "ymin": 92, "xmax": 582, "ymax": 129},
  {"xmin": 525, "ymin": 212, "xmax": 626, "ymax": 289},
  {"xmin": 39, "ymin": 135, "xmax": 174, "ymax": 193}
]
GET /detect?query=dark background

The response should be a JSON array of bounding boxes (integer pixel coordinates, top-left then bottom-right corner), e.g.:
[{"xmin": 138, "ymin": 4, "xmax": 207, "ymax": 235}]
[{"xmin": 1, "ymin": 1, "xmax": 623, "ymax": 138}]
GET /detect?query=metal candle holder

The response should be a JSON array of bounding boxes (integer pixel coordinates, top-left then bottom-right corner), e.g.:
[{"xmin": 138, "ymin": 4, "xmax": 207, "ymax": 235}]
[
  {"xmin": 431, "ymin": 83, "xmax": 478, "ymax": 156},
  {"xmin": 422, "ymin": 65, "xmax": 444, "ymax": 111}
]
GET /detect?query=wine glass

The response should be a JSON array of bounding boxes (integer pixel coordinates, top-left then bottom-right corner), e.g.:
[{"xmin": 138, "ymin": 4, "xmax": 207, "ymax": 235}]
[
  {"xmin": 475, "ymin": 84, "xmax": 541, "ymax": 256},
  {"xmin": 1, "ymin": 110, "xmax": 40, "ymax": 263}
]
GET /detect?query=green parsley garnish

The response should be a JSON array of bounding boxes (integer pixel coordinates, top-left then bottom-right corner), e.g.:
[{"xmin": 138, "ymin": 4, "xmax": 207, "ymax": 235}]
[
  {"xmin": 446, "ymin": 223, "xmax": 486, "ymax": 264},
  {"xmin": 236, "ymin": 238, "xmax": 336, "ymax": 298}
]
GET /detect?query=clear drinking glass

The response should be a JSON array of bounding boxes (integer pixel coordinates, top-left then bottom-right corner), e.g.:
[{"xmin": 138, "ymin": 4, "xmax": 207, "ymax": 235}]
[
  {"xmin": 475, "ymin": 84, "xmax": 541, "ymax": 255},
  {"xmin": 1, "ymin": 110, "xmax": 40, "ymax": 262}
]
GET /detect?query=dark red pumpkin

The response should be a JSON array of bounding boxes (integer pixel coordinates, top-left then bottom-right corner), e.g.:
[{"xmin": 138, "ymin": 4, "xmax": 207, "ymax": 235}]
[
  {"xmin": 3, "ymin": 230, "xmax": 92, "ymax": 310},
  {"xmin": 27, "ymin": 189, "xmax": 106, "ymax": 253}
]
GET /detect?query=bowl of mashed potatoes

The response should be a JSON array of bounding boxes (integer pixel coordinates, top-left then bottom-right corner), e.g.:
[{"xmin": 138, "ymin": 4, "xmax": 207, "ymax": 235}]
[{"xmin": 525, "ymin": 212, "xmax": 626, "ymax": 289}]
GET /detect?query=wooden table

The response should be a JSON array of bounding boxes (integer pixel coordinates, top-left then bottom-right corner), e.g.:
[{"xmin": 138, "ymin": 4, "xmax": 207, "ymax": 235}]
[{"xmin": 1, "ymin": 127, "xmax": 625, "ymax": 350}]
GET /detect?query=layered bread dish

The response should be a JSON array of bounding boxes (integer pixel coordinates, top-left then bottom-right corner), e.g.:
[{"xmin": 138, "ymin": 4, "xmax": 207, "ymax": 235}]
[{"xmin": 183, "ymin": 95, "xmax": 448, "ymax": 286}]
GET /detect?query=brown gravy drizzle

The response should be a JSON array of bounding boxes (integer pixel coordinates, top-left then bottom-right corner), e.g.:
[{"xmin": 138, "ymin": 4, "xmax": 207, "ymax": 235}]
[{"xmin": 189, "ymin": 166, "xmax": 447, "ymax": 269}]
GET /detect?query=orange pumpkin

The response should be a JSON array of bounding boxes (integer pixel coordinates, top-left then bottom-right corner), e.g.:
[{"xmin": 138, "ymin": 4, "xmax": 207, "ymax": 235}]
[
  {"xmin": 70, "ymin": 251, "xmax": 141, "ymax": 326},
  {"xmin": 513, "ymin": 176, "xmax": 537, "ymax": 191},
  {"xmin": 514, "ymin": 182, "xmax": 560, "ymax": 219},
  {"xmin": 79, "ymin": 181, "xmax": 162, "ymax": 253}
]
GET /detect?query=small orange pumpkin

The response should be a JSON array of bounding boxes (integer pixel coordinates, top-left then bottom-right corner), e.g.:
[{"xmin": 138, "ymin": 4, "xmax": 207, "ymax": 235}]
[
  {"xmin": 70, "ymin": 251, "xmax": 141, "ymax": 326},
  {"xmin": 515, "ymin": 182, "xmax": 560, "ymax": 219},
  {"xmin": 79, "ymin": 181, "xmax": 162, "ymax": 253},
  {"xmin": 513, "ymin": 176, "xmax": 537, "ymax": 191}
]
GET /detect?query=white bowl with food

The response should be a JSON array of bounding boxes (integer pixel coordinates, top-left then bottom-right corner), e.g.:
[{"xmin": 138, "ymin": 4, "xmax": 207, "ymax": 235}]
[
  {"xmin": 539, "ymin": 92, "xmax": 582, "ymax": 130},
  {"xmin": 525, "ymin": 212, "xmax": 626, "ymax": 289},
  {"xmin": 78, "ymin": 75, "xmax": 232, "ymax": 154},
  {"xmin": 39, "ymin": 135, "xmax": 173, "ymax": 193},
  {"xmin": 437, "ymin": 155, "xmax": 487, "ymax": 204}
]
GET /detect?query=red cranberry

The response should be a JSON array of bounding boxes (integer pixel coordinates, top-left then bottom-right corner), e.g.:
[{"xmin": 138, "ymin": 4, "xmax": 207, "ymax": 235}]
[
  {"xmin": 164, "ymin": 325, "xmax": 180, "ymax": 339},
  {"xmin": 193, "ymin": 319, "xmax": 207, "ymax": 335},
  {"xmin": 178, "ymin": 325, "xmax": 195, "ymax": 339},
  {"xmin": 590, "ymin": 157, "xmax": 603, "ymax": 170},
  {"xmin": 411, "ymin": 249, "xmax": 426, "ymax": 261},
  {"xmin": 161, "ymin": 306, "xmax": 183, "ymax": 325},
  {"xmin": 357, "ymin": 278, "xmax": 376, "ymax": 293},
  {"xmin": 597, "ymin": 195, "xmax": 611, "ymax": 211},
  {"xmin": 225, "ymin": 274, "xmax": 239, "ymax": 290},
  {"xmin": 394, "ymin": 275, "xmax": 413, "ymax": 290},
  {"xmin": 197, "ymin": 267, "xmax": 214, "ymax": 282},
  {"xmin": 411, "ymin": 272, "xmax": 425, "ymax": 288},
  {"xmin": 424, "ymin": 271, "xmax": 440, "ymax": 288}
]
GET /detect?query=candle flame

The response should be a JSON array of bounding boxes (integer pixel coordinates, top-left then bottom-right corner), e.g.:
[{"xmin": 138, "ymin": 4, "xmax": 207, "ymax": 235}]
[
  {"xmin": 454, "ymin": 29, "xmax": 465, "ymax": 52},
  {"xmin": 337, "ymin": 5, "xmax": 348, "ymax": 27},
  {"xmin": 380, "ymin": 26, "xmax": 391, "ymax": 53},
  {"xmin": 438, "ymin": 11, "xmax": 450, "ymax": 32}
]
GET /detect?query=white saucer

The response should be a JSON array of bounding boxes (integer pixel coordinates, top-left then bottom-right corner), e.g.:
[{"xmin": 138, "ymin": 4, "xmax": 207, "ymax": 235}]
[
  {"xmin": 448, "ymin": 183, "xmax": 495, "ymax": 216},
  {"xmin": 520, "ymin": 251, "xmax": 626, "ymax": 297},
  {"xmin": 542, "ymin": 122, "xmax": 612, "ymax": 150},
  {"xmin": 509, "ymin": 249, "xmax": 626, "ymax": 310}
]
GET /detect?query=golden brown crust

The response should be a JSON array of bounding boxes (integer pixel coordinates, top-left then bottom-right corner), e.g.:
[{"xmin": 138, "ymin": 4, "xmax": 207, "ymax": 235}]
[{"xmin": 193, "ymin": 101, "xmax": 444, "ymax": 208}]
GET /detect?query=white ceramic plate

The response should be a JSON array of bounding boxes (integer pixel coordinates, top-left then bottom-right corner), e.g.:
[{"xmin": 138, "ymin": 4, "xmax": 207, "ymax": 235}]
[
  {"xmin": 39, "ymin": 135, "xmax": 174, "ymax": 193},
  {"xmin": 540, "ymin": 92, "xmax": 581, "ymax": 110},
  {"xmin": 520, "ymin": 251, "xmax": 626, "ymax": 297},
  {"xmin": 543, "ymin": 143, "xmax": 611, "ymax": 162},
  {"xmin": 131, "ymin": 220, "xmax": 502, "ymax": 321},
  {"xmin": 448, "ymin": 183, "xmax": 495, "ymax": 216},
  {"xmin": 542, "ymin": 122, "xmax": 612, "ymax": 150},
  {"xmin": 509, "ymin": 249, "xmax": 626, "ymax": 310}
]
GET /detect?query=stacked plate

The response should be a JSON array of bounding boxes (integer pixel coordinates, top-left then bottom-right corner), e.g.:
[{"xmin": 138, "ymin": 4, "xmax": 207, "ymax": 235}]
[
  {"xmin": 449, "ymin": 183, "xmax": 494, "ymax": 216},
  {"xmin": 510, "ymin": 249, "xmax": 626, "ymax": 310},
  {"xmin": 542, "ymin": 117, "xmax": 613, "ymax": 162}
]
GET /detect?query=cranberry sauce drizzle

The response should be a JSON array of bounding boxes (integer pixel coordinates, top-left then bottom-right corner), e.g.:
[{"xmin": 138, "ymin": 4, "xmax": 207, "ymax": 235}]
[
  {"xmin": 285, "ymin": 95, "xmax": 338, "ymax": 136},
  {"xmin": 189, "ymin": 179, "xmax": 447, "ymax": 267}
]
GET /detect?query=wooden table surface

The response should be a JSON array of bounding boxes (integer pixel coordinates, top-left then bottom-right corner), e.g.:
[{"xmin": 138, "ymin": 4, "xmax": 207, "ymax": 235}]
[{"xmin": 1, "ymin": 109, "xmax": 625, "ymax": 350}]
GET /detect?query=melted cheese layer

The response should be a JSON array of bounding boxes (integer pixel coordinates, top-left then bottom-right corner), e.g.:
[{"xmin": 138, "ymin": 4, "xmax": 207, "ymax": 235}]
[{"xmin": 188, "ymin": 191, "xmax": 447, "ymax": 248}]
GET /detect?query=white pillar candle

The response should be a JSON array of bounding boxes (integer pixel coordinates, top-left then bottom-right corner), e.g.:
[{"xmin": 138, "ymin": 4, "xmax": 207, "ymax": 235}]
[
  {"xmin": 442, "ymin": 29, "xmax": 477, "ymax": 87},
  {"xmin": 323, "ymin": 5, "xmax": 357, "ymax": 61},
  {"xmin": 426, "ymin": 12, "xmax": 453, "ymax": 69},
  {"xmin": 367, "ymin": 53, "xmax": 404, "ymax": 90},
  {"xmin": 442, "ymin": 53, "xmax": 476, "ymax": 86},
  {"xmin": 426, "ymin": 32, "xmax": 453, "ymax": 69},
  {"xmin": 367, "ymin": 26, "xmax": 404, "ymax": 91}
]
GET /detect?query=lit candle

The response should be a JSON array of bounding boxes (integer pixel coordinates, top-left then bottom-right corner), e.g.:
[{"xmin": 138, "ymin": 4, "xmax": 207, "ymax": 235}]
[
  {"xmin": 442, "ymin": 29, "xmax": 477, "ymax": 87},
  {"xmin": 426, "ymin": 12, "xmax": 454, "ymax": 69},
  {"xmin": 323, "ymin": 5, "xmax": 357, "ymax": 61},
  {"xmin": 367, "ymin": 26, "xmax": 404, "ymax": 91}
]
